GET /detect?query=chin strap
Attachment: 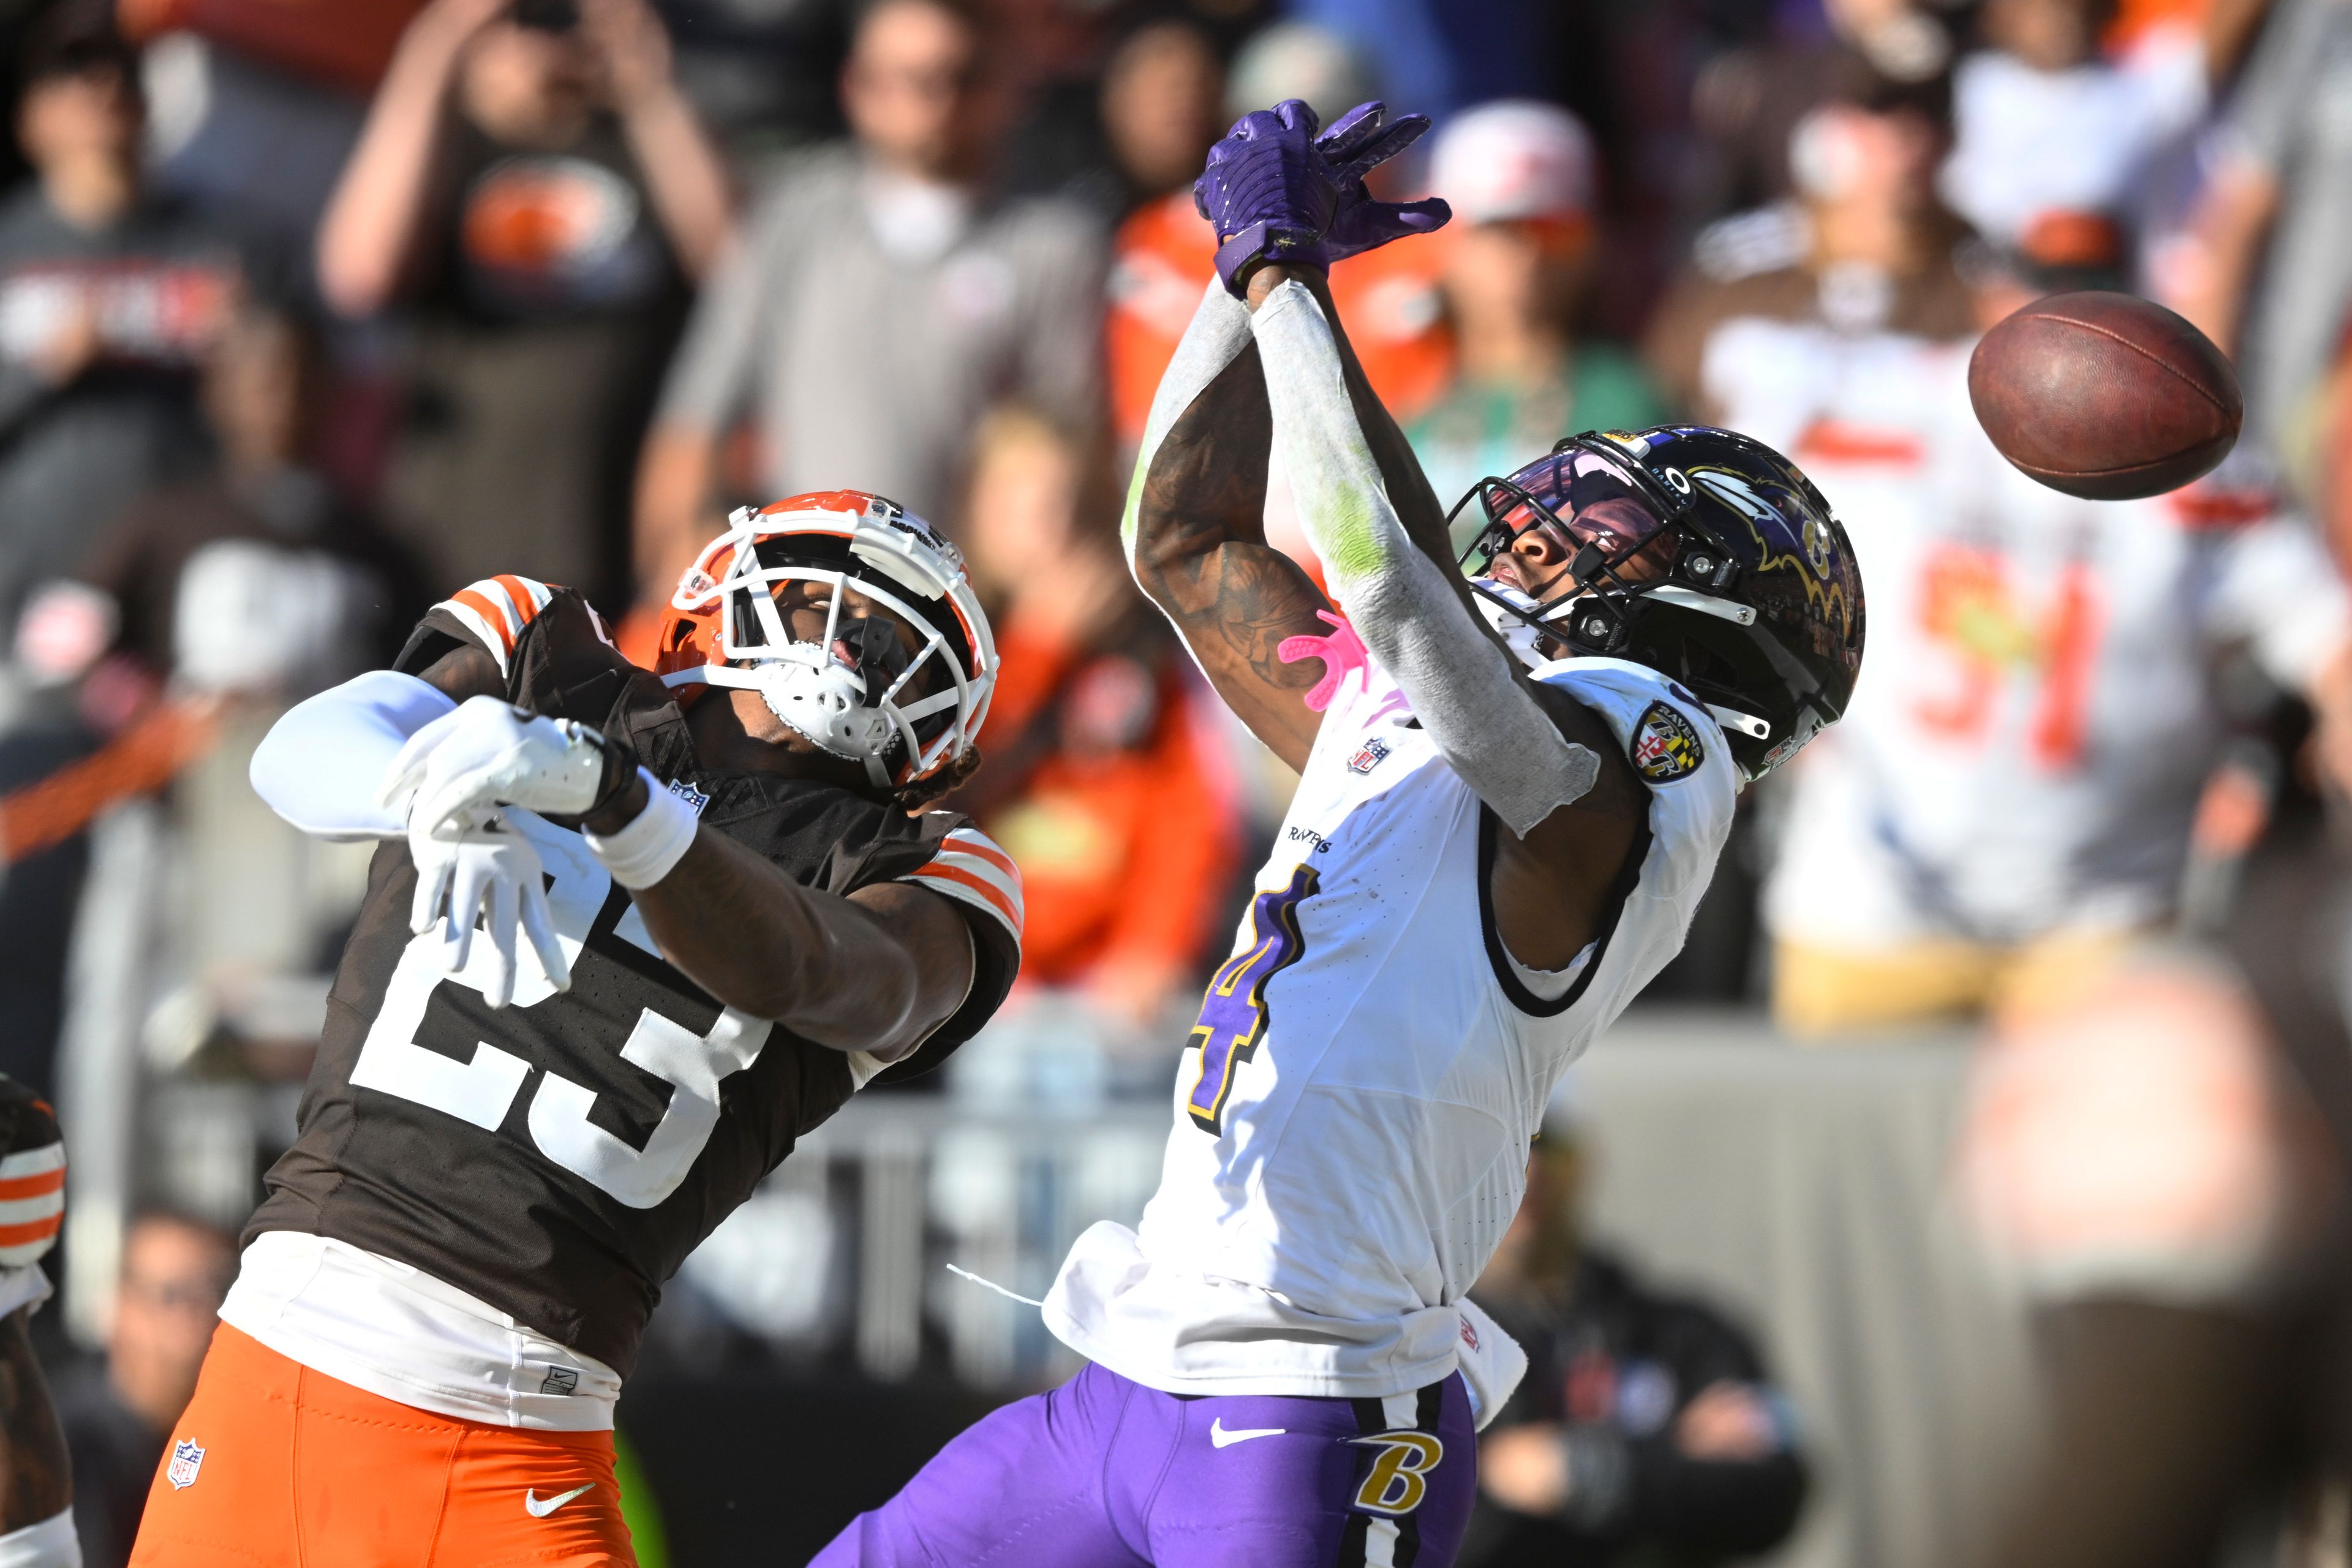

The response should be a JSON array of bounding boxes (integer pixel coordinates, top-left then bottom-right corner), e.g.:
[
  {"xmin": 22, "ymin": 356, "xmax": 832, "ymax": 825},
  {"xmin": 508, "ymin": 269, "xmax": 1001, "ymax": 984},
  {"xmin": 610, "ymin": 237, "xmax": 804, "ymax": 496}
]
[{"xmin": 751, "ymin": 658, "xmax": 898, "ymax": 788}]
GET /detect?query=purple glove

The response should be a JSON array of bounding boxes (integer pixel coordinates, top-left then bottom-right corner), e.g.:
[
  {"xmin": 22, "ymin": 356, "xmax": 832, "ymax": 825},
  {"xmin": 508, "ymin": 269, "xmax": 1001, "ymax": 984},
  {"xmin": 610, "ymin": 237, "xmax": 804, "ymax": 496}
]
[{"xmin": 1193, "ymin": 99, "xmax": 1451, "ymax": 297}]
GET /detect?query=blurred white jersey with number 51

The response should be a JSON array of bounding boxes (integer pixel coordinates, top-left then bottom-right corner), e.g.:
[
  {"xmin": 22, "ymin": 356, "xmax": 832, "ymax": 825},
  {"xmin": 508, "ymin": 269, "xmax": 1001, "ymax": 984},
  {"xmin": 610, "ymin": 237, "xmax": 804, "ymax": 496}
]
[{"xmin": 1698, "ymin": 317, "xmax": 2351, "ymax": 954}]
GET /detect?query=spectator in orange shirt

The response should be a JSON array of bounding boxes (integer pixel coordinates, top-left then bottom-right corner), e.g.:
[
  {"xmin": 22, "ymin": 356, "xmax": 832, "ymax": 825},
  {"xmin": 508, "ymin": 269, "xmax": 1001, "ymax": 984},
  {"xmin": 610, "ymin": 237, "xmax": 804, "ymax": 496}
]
[
  {"xmin": 1105, "ymin": 25, "xmax": 1453, "ymax": 456},
  {"xmin": 954, "ymin": 407, "xmax": 1238, "ymax": 1028}
]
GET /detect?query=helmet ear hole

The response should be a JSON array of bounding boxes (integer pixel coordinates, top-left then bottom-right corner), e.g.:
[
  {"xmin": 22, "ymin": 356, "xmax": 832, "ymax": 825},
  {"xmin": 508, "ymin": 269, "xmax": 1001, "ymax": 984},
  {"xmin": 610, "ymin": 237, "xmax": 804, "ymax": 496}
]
[{"xmin": 1678, "ymin": 639, "xmax": 1744, "ymax": 696}]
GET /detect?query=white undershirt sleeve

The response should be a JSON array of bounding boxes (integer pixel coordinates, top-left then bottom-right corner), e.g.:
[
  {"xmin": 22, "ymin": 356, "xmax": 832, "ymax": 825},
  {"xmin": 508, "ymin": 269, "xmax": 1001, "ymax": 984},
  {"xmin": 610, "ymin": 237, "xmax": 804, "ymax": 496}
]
[
  {"xmin": 249, "ymin": 669, "xmax": 458, "ymax": 840},
  {"xmin": 1120, "ymin": 280, "xmax": 1256, "ymax": 578},
  {"xmin": 0, "ymin": 1509, "xmax": 78, "ymax": 1568},
  {"xmin": 1249, "ymin": 280, "xmax": 1600, "ymax": 835}
]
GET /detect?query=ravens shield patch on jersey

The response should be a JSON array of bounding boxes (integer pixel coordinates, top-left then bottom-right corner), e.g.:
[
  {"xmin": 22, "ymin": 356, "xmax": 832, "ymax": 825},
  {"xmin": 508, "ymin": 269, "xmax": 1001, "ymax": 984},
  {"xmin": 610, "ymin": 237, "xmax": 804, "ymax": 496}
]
[{"xmin": 1629, "ymin": 701, "xmax": 1705, "ymax": 783}]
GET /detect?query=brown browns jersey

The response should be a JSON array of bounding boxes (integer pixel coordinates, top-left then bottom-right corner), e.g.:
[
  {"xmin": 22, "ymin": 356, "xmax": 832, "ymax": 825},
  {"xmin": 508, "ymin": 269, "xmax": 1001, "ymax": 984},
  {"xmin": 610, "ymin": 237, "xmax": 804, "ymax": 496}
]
[{"xmin": 246, "ymin": 576, "xmax": 1022, "ymax": 1376}]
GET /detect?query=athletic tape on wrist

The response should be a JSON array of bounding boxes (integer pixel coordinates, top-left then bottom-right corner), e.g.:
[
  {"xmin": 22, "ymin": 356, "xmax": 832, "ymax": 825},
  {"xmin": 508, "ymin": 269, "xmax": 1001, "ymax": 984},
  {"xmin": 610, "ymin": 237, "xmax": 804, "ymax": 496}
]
[
  {"xmin": 575, "ymin": 723, "xmax": 642, "ymax": 820},
  {"xmin": 584, "ymin": 769, "xmax": 698, "ymax": 889}
]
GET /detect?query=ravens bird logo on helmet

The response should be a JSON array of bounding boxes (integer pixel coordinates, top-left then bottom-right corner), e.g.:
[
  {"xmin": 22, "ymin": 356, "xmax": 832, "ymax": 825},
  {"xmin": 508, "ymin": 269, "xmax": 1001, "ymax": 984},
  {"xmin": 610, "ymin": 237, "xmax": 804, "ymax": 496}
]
[{"xmin": 1450, "ymin": 424, "xmax": 1866, "ymax": 781}]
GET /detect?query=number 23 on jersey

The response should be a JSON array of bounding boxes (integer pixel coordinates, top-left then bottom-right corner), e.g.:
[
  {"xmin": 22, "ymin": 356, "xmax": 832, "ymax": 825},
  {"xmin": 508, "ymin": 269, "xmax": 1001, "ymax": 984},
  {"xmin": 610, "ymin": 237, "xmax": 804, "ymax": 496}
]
[{"xmin": 350, "ymin": 812, "xmax": 769, "ymax": 1210}]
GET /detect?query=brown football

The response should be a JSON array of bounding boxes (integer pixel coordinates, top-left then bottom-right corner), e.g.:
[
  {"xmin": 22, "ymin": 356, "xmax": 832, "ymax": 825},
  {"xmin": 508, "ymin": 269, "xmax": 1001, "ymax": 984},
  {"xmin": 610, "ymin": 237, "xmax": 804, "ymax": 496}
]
[{"xmin": 1967, "ymin": 290, "xmax": 2242, "ymax": 501}]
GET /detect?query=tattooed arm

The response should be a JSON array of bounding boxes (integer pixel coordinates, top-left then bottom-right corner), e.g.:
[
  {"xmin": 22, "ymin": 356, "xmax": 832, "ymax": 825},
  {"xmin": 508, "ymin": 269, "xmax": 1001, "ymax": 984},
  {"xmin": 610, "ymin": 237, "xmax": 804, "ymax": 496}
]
[
  {"xmin": 1121, "ymin": 268, "xmax": 1507, "ymax": 770},
  {"xmin": 1126, "ymin": 288, "xmax": 1334, "ymax": 772},
  {"xmin": 0, "ymin": 1308, "xmax": 69, "ymax": 1533}
]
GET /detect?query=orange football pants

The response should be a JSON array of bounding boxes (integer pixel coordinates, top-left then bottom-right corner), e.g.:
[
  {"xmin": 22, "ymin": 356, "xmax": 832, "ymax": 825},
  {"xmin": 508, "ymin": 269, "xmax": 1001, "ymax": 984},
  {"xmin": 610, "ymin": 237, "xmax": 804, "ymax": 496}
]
[{"xmin": 129, "ymin": 1324, "xmax": 636, "ymax": 1567}]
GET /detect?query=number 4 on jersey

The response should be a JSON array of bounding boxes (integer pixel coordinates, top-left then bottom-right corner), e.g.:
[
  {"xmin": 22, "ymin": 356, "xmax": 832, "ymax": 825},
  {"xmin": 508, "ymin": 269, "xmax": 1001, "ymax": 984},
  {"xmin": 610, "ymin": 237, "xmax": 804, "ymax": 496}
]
[{"xmin": 1185, "ymin": 864, "xmax": 1317, "ymax": 1134}]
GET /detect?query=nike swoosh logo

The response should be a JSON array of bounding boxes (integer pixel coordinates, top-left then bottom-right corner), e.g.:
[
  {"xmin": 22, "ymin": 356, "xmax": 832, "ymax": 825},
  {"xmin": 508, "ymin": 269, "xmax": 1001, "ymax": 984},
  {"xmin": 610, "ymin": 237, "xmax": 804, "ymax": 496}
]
[
  {"xmin": 1210, "ymin": 1418, "xmax": 1286, "ymax": 1448},
  {"xmin": 524, "ymin": 1483, "xmax": 594, "ymax": 1518}
]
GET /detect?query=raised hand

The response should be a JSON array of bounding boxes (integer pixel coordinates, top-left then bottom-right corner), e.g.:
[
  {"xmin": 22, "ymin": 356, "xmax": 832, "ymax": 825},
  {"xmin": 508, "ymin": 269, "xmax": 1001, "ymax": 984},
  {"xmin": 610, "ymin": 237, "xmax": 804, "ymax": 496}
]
[
  {"xmin": 1194, "ymin": 100, "xmax": 1338, "ymax": 295},
  {"xmin": 1314, "ymin": 102, "xmax": 1450, "ymax": 265},
  {"xmin": 580, "ymin": 0, "xmax": 677, "ymax": 114},
  {"xmin": 407, "ymin": 805, "xmax": 571, "ymax": 1009},
  {"xmin": 1193, "ymin": 99, "xmax": 1450, "ymax": 296},
  {"xmin": 380, "ymin": 695, "xmax": 629, "ymax": 840}
]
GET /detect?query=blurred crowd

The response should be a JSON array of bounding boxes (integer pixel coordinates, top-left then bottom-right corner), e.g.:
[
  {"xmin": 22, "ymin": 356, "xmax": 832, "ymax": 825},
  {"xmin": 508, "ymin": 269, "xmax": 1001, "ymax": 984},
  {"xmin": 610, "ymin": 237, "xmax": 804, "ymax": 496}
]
[{"xmin": 2, "ymin": 0, "xmax": 2352, "ymax": 1562}]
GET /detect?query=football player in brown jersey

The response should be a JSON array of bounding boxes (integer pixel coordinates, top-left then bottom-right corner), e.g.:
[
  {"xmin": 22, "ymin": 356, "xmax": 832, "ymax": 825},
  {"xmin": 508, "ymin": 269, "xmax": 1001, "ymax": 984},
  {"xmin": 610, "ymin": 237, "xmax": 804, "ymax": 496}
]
[{"xmin": 129, "ymin": 493, "xmax": 1021, "ymax": 1566}]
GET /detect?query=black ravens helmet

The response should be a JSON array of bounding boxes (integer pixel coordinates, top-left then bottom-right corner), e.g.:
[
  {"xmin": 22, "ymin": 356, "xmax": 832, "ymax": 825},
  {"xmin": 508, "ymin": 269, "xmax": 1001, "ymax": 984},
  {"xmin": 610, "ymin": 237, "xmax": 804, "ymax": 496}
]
[{"xmin": 1452, "ymin": 424, "xmax": 1866, "ymax": 780}]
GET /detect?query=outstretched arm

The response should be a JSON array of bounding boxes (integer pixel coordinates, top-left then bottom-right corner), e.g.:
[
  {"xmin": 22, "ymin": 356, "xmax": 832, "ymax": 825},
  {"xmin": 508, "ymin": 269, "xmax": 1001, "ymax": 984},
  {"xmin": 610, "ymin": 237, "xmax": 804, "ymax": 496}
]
[
  {"xmin": 411, "ymin": 644, "xmax": 972, "ymax": 1060},
  {"xmin": 315, "ymin": 0, "xmax": 505, "ymax": 316},
  {"xmin": 1128, "ymin": 97, "xmax": 1456, "ymax": 770},
  {"xmin": 1290, "ymin": 274, "xmax": 1460, "ymax": 578},
  {"xmin": 1123, "ymin": 282, "xmax": 1333, "ymax": 771},
  {"xmin": 599, "ymin": 786, "xmax": 975, "ymax": 1063},
  {"xmin": 257, "ymin": 646, "xmax": 974, "ymax": 1058},
  {"xmin": 1246, "ymin": 269, "xmax": 1647, "ymax": 963},
  {"xmin": 1245, "ymin": 270, "xmax": 1613, "ymax": 827}
]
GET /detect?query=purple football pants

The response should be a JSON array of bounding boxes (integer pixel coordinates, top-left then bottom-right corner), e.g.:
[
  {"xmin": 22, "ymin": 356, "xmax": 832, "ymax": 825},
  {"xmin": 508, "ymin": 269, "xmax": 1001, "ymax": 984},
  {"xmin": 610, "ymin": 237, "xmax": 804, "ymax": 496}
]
[{"xmin": 812, "ymin": 1362, "xmax": 1476, "ymax": 1568}]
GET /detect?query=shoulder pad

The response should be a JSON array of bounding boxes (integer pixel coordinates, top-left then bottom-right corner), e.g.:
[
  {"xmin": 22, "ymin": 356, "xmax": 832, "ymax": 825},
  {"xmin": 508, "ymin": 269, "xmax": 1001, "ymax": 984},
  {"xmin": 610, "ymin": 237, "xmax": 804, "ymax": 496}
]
[
  {"xmin": 900, "ymin": 824, "xmax": 1023, "ymax": 944},
  {"xmin": 431, "ymin": 576, "xmax": 559, "ymax": 677}
]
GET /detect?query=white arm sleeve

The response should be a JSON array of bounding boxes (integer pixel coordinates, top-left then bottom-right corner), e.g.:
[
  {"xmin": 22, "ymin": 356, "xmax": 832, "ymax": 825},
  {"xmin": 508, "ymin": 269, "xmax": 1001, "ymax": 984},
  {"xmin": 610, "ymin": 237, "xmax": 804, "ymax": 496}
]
[
  {"xmin": 250, "ymin": 669, "xmax": 458, "ymax": 840},
  {"xmin": 0, "ymin": 1510, "xmax": 78, "ymax": 1568},
  {"xmin": 1120, "ymin": 280, "xmax": 1256, "ymax": 576},
  {"xmin": 1250, "ymin": 280, "xmax": 1600, "ymax": 835}
]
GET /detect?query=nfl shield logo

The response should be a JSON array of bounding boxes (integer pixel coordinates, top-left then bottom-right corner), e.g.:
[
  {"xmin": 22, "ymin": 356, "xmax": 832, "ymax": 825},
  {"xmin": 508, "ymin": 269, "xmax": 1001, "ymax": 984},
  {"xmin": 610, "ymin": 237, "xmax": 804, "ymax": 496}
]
[
  {"xmin": 167, "ymin": 1439, "xmax": 205, "ymax": 1490},
  {"xmin": 1349, "ymin": 738, "xmax": 1391, "ymax": 775}
]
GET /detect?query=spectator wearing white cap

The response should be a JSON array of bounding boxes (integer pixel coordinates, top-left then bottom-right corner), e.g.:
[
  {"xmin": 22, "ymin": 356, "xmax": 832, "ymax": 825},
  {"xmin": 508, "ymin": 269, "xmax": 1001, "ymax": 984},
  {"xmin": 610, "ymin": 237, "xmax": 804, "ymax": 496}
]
[
  {"xmin": 1405, "ymin": 100, "xmax": 1668, "ymax": 532},
  {"xmin": 1643, "ymin": 77, "xmax": 1973, "ymax": 420},
  {"xmin": 1936, "ymin": 0, "xmax": 2205, "ymax": 253}
]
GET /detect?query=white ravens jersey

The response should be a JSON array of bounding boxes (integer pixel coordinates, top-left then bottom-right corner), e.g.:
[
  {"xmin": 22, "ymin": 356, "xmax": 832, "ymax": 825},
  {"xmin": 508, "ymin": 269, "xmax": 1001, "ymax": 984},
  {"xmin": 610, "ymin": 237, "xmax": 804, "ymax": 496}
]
[{"xmin": 1044, "ymin": 651, "xmax": 1735, "ymax": 1401}]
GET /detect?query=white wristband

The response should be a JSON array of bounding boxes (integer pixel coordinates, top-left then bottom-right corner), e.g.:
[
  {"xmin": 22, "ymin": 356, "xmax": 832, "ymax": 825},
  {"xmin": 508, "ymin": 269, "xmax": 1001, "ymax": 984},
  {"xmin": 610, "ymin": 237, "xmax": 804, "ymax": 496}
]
[
  {"xmin": 0, "ymin": 1509, "xmax": 79, "ymax": 1568},
  {"xmin": 584, "ymin": 769, "xmax": 699, "ymax": 889}
]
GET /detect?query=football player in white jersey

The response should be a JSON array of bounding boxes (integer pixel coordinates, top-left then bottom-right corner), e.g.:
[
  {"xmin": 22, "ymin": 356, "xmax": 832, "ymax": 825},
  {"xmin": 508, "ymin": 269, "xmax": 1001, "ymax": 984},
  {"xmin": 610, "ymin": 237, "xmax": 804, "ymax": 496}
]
[{"xmin": 815, "ymin": 100, "xmax": 1866, "ymax": 1568}]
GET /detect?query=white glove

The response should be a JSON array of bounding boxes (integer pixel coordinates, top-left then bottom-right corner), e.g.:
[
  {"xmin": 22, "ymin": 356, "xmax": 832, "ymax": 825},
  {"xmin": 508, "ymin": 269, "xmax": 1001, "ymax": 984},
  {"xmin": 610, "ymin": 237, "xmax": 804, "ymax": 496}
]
[
  {"xmin": 380, "ymin": 695, "xmax": 617, "ymax": 840},
  {"xmin": 408, "ymin": 805, "xmax": 571, "ymax": 1009}
]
